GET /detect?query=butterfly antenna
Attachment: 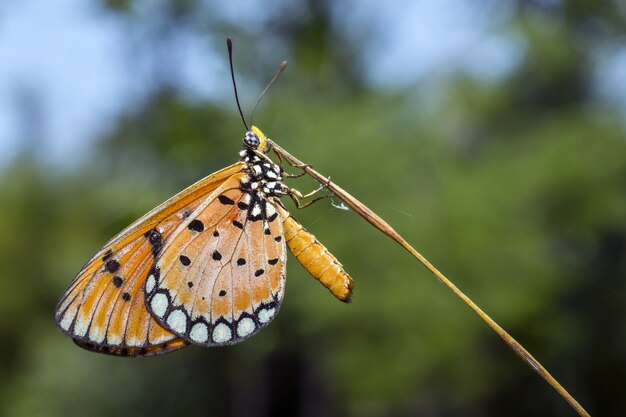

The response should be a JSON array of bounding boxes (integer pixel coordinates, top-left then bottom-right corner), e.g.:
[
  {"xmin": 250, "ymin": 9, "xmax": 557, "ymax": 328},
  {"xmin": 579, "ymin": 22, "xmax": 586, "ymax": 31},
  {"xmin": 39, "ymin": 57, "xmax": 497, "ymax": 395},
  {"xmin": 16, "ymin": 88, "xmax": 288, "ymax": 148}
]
[
  {"xmin": 249, "ymin": 60, "xmax": 288, "ymax": 127},
  {"xmin": 227, "ymin": 38, "xmax": 249, "ymax": 131}
]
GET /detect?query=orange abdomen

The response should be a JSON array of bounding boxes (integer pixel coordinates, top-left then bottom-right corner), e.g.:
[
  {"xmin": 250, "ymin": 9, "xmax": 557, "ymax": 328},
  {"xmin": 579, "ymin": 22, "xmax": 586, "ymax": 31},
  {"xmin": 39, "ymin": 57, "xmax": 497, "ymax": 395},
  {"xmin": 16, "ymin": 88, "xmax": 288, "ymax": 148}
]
[{"xmin": 281, "ymin": 212, "xmax": 354, "ymax": 302}]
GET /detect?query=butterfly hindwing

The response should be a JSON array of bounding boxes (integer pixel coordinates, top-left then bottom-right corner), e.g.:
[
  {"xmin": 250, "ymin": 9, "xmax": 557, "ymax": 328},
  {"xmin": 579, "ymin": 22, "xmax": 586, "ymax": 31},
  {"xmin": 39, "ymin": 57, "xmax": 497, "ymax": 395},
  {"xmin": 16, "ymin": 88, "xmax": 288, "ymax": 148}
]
[
  {"xmin": 145, "ymin": 175, "xmax": 287, "ymax": 346},
  {"xmin": 55, "ymin": 163, "xmax": 245, "ymax": 354}
]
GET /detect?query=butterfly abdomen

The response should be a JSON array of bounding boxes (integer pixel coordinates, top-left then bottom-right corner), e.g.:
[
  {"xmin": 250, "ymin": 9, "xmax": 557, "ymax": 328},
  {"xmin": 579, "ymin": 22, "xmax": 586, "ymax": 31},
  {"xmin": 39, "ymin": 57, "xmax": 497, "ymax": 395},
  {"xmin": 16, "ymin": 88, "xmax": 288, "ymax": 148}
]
[{"xmin": 281, "ymin": 213, "xmax": 354, "ymax": 302}]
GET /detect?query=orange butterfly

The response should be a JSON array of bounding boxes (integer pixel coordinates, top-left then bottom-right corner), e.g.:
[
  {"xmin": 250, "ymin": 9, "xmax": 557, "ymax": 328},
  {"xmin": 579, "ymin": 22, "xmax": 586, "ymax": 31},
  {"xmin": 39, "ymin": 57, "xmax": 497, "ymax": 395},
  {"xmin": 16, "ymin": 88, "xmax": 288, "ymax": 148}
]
[{"xmin": 55, "ymin": 44, "xmax": 353, "ymax": 357}]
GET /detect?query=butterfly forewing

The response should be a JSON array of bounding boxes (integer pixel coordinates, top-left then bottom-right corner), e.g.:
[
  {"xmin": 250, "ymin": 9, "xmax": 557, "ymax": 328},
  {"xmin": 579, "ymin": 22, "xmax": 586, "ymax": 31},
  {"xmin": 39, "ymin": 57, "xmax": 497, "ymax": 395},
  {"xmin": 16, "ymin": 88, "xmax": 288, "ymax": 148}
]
[
  {"xmin": 145, "ymin": 174, "xmax": 287, "ymax": 346},
  {"xmin": 55, "ymin": 163, "xmax": 245, "ymax": 354}
]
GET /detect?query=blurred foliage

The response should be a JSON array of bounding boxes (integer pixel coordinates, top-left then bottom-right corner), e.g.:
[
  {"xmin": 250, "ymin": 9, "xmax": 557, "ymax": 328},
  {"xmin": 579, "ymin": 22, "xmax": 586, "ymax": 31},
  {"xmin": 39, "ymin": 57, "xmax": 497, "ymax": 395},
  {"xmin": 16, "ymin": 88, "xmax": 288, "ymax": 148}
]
[{"xmin": 1, "ymin": 1, "xmax": 626, "ymax": 416}]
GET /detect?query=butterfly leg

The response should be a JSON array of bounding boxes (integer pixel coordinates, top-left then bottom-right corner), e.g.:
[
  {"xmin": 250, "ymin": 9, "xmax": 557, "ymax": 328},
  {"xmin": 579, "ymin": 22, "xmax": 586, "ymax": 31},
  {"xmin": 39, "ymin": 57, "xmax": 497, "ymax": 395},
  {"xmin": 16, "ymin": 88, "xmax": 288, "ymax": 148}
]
[
  {"xmin": 283, "ymin": 170, "xmax": 309, "ymax": 179},
  {"xmin": 276, "ymin": 153, "xmax": 313, "ymax": 178},
  {"xmin": 289, "ymin": 192, "xmax": 332, "ymax": 209},
  {"xmin": 273, "ymin": 149, "xmax": 284, "ymax": 168},
  {"xmin": 272, "ymin": 148, "xmax": 311, "ymax": 178},
  {"xmin": 286, "ymin": 182, "xmax": 333, "ymax": 209}
]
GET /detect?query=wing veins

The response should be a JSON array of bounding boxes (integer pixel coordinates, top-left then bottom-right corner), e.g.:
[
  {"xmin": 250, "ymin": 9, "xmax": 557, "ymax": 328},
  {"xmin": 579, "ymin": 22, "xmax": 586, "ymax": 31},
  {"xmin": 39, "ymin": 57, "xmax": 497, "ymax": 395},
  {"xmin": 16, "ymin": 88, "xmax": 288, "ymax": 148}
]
[
  {"xmin": 93, "ymin": 240, "xmax": 154, "ymax": 343},
  {"xmin": 117, "ymin": 252, "xmax": 157, "ymax": 347},
  {"xmin": 155, "ymin": 184, "xmax": 242, "ymax": 285},
  {"xmin": 173, "ymin": 189, "xmax": 246, "ymax": 311},
  {"xmin": 207, "ymin": 214, "xmax": 250, "ymax": 325}
]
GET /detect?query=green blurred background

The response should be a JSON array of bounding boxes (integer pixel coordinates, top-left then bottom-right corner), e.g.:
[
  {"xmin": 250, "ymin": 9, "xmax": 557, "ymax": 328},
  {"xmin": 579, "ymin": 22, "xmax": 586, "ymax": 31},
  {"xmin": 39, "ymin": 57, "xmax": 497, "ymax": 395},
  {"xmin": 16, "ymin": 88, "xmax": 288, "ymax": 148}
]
[{"xmin": 1, "ymin": 1, "xmax": 625, "ymax": 416}]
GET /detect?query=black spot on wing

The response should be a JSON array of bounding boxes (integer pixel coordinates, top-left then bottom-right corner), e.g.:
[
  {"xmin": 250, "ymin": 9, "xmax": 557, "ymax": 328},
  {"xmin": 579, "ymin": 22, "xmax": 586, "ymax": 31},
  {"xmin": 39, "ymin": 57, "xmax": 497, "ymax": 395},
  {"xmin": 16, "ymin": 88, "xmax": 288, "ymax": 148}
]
[
  {"xmin": 268, "ymin": 258, "xmax": 279, "ymax": 265},
  {"xmin": 218, "ymin": 195, "xmax": 235, "ymax": 205},
  {"xmin": 112, "ymin": 276, "xmax": 123, "ymax": 287},
  {"xmin": 212, "ymin": 251, "xmax": 222, "ymax": 261},
  {"xmin": 188, "ymin": 219, "xmax": 204, "ymax": 232},
  {"xmin": 237, "ymin": 258, "xmax": 246, "ymax": 266},
  {"xmin": 233, "ymin": 220, "xmax": 244, "ymax": 229},
  {"xmin": 254, "ymin": 269, "xmax": 264, "ymax": 277},
  {"xmin": 144, "ymin": 228, "xmax": 163, "ymax": 256},
  {"xmin": 219, "ymin": 290, "xmax": 227, "ymax": 297},
  {"xmin": 122, "ymin": 292, "xmax": 131, "ymax": 301},
  {"xmin": 104, "ymin": 259, "xmax": 120, "ymax": 273},
  {"xmin": 102, "ymin": 250, "xmax": 113, "ymax": 262},
  {"xmin": 179, "ymin": 255, "xmax": 191, "ymax": 266},
  {"xmin": 145, "ymin": 229, "xmax": 162, "ymax": 245}
]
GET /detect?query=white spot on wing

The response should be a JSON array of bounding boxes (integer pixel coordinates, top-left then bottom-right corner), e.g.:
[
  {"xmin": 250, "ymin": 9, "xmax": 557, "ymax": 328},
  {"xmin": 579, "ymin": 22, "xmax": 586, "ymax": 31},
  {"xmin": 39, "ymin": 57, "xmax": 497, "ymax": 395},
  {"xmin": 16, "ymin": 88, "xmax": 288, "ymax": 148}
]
[
  {"xmin": 212, "ymin": 323, "xmax": 232, "ymax": 343},
  {"xmin": 266, "ymin": 170, "xmax": 277, "ymax": 179},
  {"xmin": 166, "ymin": 310, "xmax": 188, "ymax": 334},
  {"xmin": 190, "ymin": 322, "xmax": 208, "ymax": 343},
  {"xmin": 145, "ymin": 274, "xmax": 156, "ymax": 294},
  {"xmin": 257, "ymin": 307, "xmax": 276, "ymax": 324},
  {"xmin": 253, "ymin": 165, "xmax": 262, "ymax": 175},
  {"xmin": 73, "ymin": 316, "xmax": 89, "ymax": 337},
  {"xmin": 89, "ymin": 325, "xmax": 106, "ymax": 343},
  {"xmin": 150, "ymin": 293, "xmax": 168, "ymax": 318},
  {"xmin": 266, "ymin": 203, "xmax": 276, "ymax": 217},
  {"xmin": 237, "ymin": 317, "xmax": 256, "ymax": 338},
  {"xmin": 251, "ymin": 204, "xmax": 261, "ymax": 217},
  {"xmin": 59, "ymin": 306, "xmax": 77, "ymax": 331}
]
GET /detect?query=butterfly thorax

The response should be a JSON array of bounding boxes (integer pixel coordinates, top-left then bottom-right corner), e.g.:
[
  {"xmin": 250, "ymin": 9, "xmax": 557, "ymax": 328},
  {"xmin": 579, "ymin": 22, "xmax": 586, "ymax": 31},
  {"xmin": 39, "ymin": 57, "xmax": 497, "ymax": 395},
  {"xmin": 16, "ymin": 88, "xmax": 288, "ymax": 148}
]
[{"xmin": 238, "ymin": 148, "xmax": 286, "ymax": 222}]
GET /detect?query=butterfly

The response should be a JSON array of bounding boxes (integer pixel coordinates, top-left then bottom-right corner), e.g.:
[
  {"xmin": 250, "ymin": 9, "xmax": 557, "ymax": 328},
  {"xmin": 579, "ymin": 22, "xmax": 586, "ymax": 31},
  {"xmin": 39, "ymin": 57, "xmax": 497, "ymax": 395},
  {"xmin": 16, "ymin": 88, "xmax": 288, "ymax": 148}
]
[{"xmin": 55, "ymin": 121, "xmax": 354, "ymax": 356}]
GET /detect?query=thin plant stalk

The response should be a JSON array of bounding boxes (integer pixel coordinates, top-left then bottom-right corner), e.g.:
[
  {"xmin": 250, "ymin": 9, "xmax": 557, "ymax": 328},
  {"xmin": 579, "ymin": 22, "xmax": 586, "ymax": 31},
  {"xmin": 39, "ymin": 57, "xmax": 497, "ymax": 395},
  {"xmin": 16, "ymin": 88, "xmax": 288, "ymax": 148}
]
[{"xmin": 269, "ymin": 139, "xmax": 591, "ymax": 417}]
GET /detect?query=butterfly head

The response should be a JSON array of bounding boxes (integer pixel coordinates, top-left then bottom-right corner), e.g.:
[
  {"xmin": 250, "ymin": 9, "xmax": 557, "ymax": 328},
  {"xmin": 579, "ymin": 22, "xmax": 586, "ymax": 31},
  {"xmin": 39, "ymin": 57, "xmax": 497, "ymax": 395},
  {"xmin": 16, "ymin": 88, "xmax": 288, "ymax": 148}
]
[{"xmin": 243, "ymin": 126, "xmax": 271, "ymax": 153}]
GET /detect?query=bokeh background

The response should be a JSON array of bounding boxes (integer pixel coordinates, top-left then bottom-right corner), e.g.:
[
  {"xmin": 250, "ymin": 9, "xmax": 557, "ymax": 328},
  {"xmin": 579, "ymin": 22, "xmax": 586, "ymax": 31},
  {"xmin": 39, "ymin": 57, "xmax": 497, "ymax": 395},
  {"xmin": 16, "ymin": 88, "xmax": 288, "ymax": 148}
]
[{"xmin": 1, "ymin": 1, "xmax": 625, "ymax": 416}]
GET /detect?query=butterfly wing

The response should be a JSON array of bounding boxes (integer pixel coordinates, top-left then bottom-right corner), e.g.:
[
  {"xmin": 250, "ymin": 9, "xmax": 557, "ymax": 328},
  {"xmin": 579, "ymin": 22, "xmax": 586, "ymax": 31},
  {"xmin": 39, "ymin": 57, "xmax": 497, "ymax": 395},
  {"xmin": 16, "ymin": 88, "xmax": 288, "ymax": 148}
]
[
  {"xmin": 55, "ymin": 163, "xmax": 245, "ymax": 355},
  {"xmin": 145, "ymin": 175, "xmax": 287, "ymax": 346}
]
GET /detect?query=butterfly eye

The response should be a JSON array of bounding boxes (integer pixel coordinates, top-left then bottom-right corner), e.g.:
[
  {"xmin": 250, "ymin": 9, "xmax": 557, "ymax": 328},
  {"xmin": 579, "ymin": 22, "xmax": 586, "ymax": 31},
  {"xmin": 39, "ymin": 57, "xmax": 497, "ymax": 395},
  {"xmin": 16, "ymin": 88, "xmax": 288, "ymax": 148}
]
[{"xmin": 243, "ymin": 131, "xmax": 260, "ymax": 148}]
